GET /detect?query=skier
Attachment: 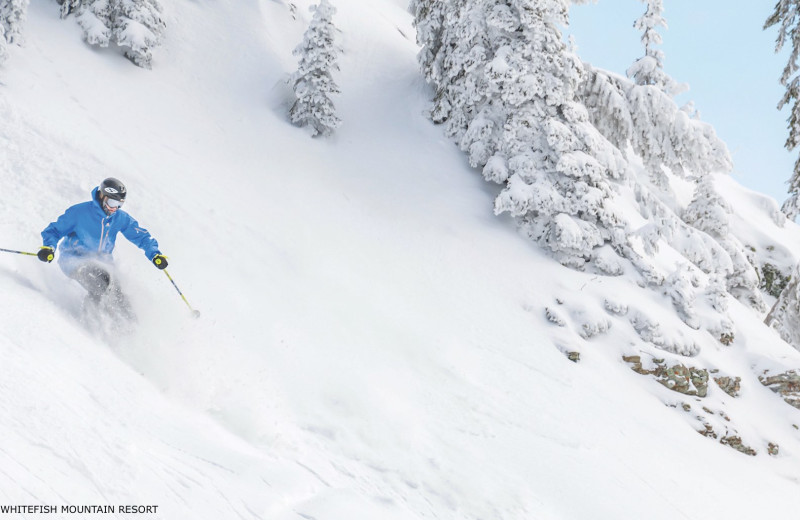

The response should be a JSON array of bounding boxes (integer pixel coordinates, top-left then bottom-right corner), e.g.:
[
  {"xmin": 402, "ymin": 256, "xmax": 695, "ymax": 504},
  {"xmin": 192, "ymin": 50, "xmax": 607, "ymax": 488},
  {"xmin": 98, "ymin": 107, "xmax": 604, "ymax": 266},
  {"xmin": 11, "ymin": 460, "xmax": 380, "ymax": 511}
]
[{"xmin": 38, "ymin": 177, "xmax": 168, "ymax": 316}]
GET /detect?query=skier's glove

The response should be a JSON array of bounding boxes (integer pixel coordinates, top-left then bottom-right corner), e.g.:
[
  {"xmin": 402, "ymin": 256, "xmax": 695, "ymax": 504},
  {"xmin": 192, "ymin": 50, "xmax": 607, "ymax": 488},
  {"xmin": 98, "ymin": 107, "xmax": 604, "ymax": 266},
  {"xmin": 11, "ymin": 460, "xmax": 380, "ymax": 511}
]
[
  {"xmin": 37, "ymin": 246, "xmax": 55, "ymax": 263},
  {"xmin": 152, "ymin": 254, "xmax": 168, "ymax": 270}
]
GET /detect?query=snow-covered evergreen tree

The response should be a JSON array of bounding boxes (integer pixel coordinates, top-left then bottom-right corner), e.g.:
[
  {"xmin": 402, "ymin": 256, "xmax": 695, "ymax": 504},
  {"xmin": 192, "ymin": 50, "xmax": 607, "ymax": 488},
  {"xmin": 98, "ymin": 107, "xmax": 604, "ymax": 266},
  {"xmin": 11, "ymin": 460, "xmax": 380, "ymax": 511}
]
[
  {"xmin": 0, "ymin": 0, "xmax": 29, "ymax": 46},
  {"xmin": 683, "ymin": 174, "xmax": 766, "ymax": 311},
  {"xmin": 581, "ymin": 65, "xmax": 731, "ymax": 188},
  {"xmin": 413, "ymin": 0, "xmax": 631, "ymax": 268},
  {"xmin": 0, "ymin": 25, "xmax": 8, "ymax": 66},
  {"xmin": 579, "ymin": 66, "xmax": 632, "ymax": 153},
  {"xmin": 112, "ymin": 0, "xmax": 165, "ymax": 69},
  {"xmin": 627, "ymin": 87, "xmax": 730, "ymax": 184},
  {"xmin": 765, "ymin": 0, "xmax": 800, "ymax": 219},
  {"xmin": 59, "ymin": 0, "xmax": 83, "ymax": 19},
  {"xmin": 409, "ymin": 0, "xmax": 447, "ymax": 84},
  {"xmin": 289, "ymin": 0, "xmax": 342, "ymax": 137},
  {"xmin": 765, "ymin": 262, "xmax": 800, "ymax": 350},
  {"xmin": 75, "ymin": 0, "xmax": 111, "ymax": 46},
  {"xmin": 411, "ymin": 0, "xmax": 766, "ymax": 348},
  {"xmin": 621, "ymin": 0, "xmax": 728, "ymax": 186},
  {"xmin": 627, "ymin": 0, "xmax": 684, "ymax": 96},
  {"xmin": 580, "ymin": 38, "xmax": 744, "ymax": 306},
  {"xmin": 683, "ymin": 174, "xmax": 730, "ymax": 237},
  {"xmin": 665, "ymin": 263, "xmax": 700, "ymax": 330},
  {"xmin": 73, "ymin": 0, "xmax": 164, "ymax": 68}
]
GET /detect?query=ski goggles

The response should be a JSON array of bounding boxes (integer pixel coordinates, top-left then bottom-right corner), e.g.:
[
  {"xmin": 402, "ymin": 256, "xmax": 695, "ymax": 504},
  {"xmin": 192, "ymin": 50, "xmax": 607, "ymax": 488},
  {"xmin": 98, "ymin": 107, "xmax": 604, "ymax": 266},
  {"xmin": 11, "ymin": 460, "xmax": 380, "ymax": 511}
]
[{"xmin": 105, "ymin": 198, "xmax": 124, "ymax": 208}]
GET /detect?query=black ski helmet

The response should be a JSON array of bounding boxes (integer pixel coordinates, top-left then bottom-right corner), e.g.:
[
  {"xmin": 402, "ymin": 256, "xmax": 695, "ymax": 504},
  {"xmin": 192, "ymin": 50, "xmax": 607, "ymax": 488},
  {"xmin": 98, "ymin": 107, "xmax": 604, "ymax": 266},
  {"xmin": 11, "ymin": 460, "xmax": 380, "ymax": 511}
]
[{"xmin": 99, "ymin": 177, "xmax": 126, "ymax": 201}]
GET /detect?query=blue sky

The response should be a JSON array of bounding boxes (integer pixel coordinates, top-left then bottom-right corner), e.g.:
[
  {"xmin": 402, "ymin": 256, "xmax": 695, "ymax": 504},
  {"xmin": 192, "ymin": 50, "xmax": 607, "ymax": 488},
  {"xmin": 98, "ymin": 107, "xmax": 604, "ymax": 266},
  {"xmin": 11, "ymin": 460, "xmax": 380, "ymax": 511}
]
[{"xmin": 566, "ymin": 0, "xmax": 794, "ymax": 205}]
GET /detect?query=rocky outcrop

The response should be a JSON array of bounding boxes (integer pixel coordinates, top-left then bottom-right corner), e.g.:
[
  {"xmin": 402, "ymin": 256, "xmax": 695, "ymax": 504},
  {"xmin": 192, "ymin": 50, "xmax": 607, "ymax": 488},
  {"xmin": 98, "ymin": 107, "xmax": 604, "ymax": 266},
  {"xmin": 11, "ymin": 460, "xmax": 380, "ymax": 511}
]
[
  {"xmin": 622, "ymin": 356, "xmax": 708, "ymax": 397},
  {"xmin": 720, "ymin": 435, "xmax": 757, "ymax": 456},
  {"xmin": 713, "ymin": 375, "xmax": 741, "ymax": 397},
  {"xmin": 768, "ymin": 443, "xmax": 780, "ymax": 456},
  {"xmin": 759, "ymin": 369, "xmax": 800, "ymax": 409},
  {"xmin": 624, "ymin": 356, "xmax": 767, "ymax": 456}
]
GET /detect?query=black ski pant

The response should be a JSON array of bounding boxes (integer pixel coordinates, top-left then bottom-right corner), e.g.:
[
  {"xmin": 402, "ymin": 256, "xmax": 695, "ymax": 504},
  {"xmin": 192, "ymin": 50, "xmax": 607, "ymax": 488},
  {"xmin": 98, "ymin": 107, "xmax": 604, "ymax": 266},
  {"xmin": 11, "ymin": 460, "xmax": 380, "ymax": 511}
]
[
  {"xmin": 69, "ymin": 263, "xmax": 112, "ymax": 302},
  {"xmin": 69, "ymin": 263, "xmax": 134, "ymax": 319}
]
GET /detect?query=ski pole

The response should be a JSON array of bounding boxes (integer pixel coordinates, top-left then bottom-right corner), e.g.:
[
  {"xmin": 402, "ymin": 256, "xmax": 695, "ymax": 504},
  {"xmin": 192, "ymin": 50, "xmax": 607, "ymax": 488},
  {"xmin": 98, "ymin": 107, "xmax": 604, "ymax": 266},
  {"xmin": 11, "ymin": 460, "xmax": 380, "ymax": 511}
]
[
  {"xmin": 0, "ymin": 247, "xmax": 38, "ymax": 257},
  {"xmin": 163, "ymin": 269, "xmax": 201, "ymax": 318}
]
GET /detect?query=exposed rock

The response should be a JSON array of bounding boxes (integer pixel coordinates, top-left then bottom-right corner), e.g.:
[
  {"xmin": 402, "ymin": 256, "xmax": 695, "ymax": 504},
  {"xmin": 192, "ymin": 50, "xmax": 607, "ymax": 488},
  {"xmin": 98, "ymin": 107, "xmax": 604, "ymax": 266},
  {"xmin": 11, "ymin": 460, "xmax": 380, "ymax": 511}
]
[
  {"xmin": 764, "ymin": 268, "xmax": 800, "ymax": 350},
  {"xmin": 759, "ymin": 369, "xmax": 800, "ymax": 409},
  {"xmin": 662, "ymin": 365, "xmax": 709, "ymax": 397},
  {"xmin": 629, "ymin": 358, "xmax": 763, "ymax": 456},
  {"xmin": 555, "ymin": 342, "xmax": 581, "ymax": 363},
  {"xmin": 719, "ymin": 332, "xmax": 734, "ymax": 346},
  {"xmin": 698, "ymin": 423, "xmax": 757, "ymax": 455},
  {"xmin": 622, "ymin": 355, "xmax": 648, "ymax": 375},
  {"xmin": 622, "ymin": 356, "xmax": 708, "ymax": 397},
  {"xmin": 697, "ymin": 423, "xmax": 716, "ymax": 439},
  {"xmin": 714, "ymin": 376, "xmax": 741, "ymax": 397},
  {"xmin": 768, "ymin": 443, "xmax": 780, "ymax": 456},
  {"xmin": 691, "ymin": 369, "xmax": 709, "ymax": 398},
  {"xmin": 720, "ymin": 435, "xmax": 757, "ymax": 456}
]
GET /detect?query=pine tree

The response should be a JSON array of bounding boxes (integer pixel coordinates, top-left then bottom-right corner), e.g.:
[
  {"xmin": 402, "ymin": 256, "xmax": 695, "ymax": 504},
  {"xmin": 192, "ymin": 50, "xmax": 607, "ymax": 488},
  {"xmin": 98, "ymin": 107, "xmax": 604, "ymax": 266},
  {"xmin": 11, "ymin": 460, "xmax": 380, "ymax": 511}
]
[
  {"xmin": 627, "ymin": 0, "xmax": 684, "ymax": 96},
  {"xmin": 289, "ymin": 0, "xmax": 342, "ymax": 137},
  {"xmin": 0, "ymin": 0, "xmax": 29, "ymax": 46},
  {"xmin": 765, "ymin": 0, "xmax": 800, "ymax": 219},
  {"xmin": 665, "ymin": 263, "xmax": 700, "ymax": 330},
  {"xmin": 76, "ymin": 0, "xmax": 111, "ymax": 46},
  {"xmin": 411, "ymin": 0, "xmax": 761, "ymax": 334},
  {"xmin": 414, "ymin": 0, "xmax": 630, "ymax": 268},
  {"xmin": 683, "ymin": 175, "xmax": 732, "ymax": 236},
  {"xmin": 0, "ymin": 25, "xmax": 8, "ymax": 66},
  {"xmin": 579, "ymin": 66, "xmax": 633, "ymax": 152},
  {"xmin": 683, "ymin": 174, "xmax": 766, "ymax": 311},
  {"xmin": 74, "ymin": 0, "xmax": 165, "ymax": 68},
  {"xmin": 765, "ymin": 262, "xmax": 800, "ymax": 350},
  {"xmin": 409, "ymin": 0, "xmax": 448, "ymax": 83},
  {"xmin": 578, "ymin": 6, "xmax": 741, "ymax": 308},
  {"xmin": 59, "ymin": 0, "xmax": 83, "ymax": 19},
  {"xmin": 112, "ymin": 0, "xmax": 166, "ymax": 69},
  {"xmin": 622, "ymin": 0, "xmax": 732, "ymax": 188}
]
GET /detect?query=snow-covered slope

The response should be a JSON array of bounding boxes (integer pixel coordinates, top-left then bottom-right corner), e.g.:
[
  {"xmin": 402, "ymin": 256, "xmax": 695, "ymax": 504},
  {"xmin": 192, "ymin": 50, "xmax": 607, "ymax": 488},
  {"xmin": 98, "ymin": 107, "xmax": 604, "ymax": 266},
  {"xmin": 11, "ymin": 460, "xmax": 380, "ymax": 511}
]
[{"xmin": 1, "ymin": 0, "xmax": 800, "ymax": 518}]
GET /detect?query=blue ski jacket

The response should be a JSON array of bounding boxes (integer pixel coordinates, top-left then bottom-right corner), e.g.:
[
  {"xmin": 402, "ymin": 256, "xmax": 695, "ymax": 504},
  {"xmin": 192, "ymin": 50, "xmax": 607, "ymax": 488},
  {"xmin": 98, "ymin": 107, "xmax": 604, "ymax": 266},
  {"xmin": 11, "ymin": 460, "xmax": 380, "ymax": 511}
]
[{"xmin": 41, "ymin": 187, "xmax": 161, "ymax": 275}]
